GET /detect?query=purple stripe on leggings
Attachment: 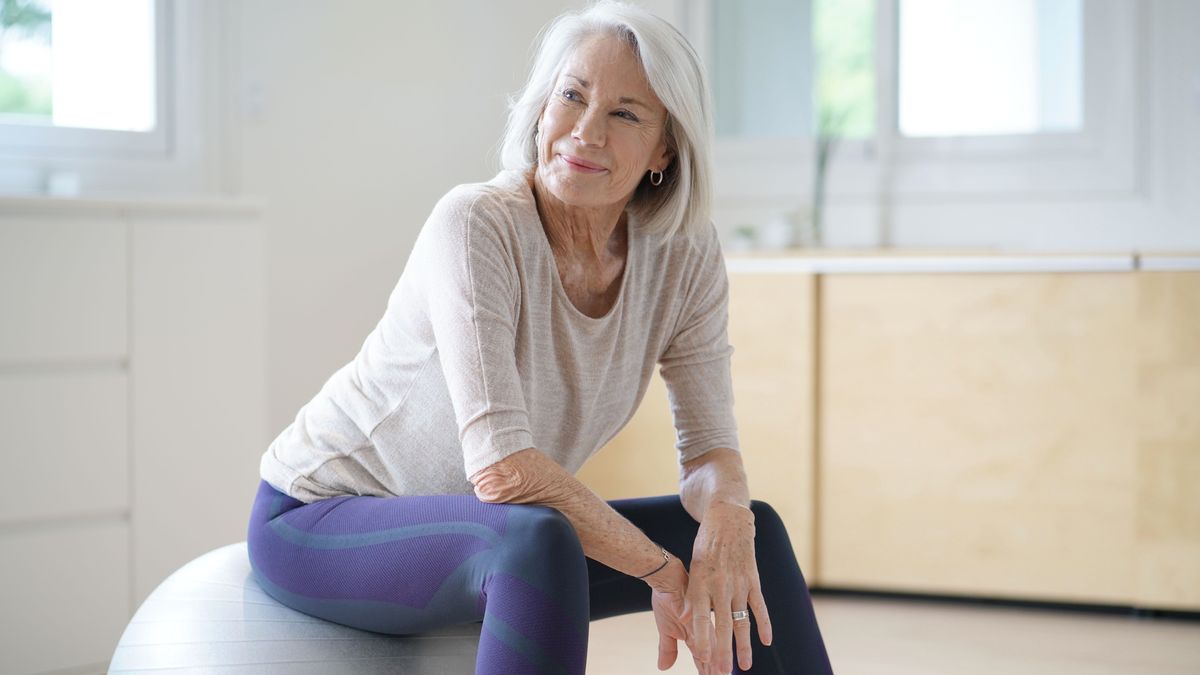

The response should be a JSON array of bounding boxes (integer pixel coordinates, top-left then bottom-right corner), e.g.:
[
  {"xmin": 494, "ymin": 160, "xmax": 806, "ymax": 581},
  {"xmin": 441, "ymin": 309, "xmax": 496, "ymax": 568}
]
[{"xmin": 256, "ymin": 528, "xmax": 492, "ymax": 608}]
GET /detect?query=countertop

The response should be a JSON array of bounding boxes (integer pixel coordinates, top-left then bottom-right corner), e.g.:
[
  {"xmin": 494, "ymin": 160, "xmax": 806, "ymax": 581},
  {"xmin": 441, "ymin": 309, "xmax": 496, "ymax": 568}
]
[{"xmin": 724, "ymin": 249, "xmax": 1200, "ymax": 273}]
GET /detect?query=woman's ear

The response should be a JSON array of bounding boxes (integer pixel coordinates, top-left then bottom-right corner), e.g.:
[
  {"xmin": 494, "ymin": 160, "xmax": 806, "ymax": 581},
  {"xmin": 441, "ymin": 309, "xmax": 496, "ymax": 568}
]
[{"xmin": 654, "ymin": 146, "xmax": 675, "ymax": 174}]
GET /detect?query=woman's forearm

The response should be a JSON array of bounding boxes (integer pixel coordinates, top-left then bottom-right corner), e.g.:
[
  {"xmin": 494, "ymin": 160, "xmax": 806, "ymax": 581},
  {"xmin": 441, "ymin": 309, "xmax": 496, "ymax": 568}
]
[
  {"xmin": 470, "ymin": 448, "xmax": 685, "ymax": 590},
  {"xmin": 678, "ymin": 447, "xmax": 751, "ymax": 523}
]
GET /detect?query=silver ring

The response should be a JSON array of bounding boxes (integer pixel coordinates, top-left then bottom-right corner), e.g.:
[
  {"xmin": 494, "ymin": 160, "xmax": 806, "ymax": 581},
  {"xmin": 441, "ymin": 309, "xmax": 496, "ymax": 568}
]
[{"xmin": 732, "ymin": 609, "xmax": 750, "ymax": 622}]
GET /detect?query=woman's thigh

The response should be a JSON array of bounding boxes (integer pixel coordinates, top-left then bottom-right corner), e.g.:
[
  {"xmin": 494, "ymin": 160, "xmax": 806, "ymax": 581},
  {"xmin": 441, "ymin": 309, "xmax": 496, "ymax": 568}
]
[{"xmin": 245, "ymin": 479, "xmax": 589, "ymax": 638}]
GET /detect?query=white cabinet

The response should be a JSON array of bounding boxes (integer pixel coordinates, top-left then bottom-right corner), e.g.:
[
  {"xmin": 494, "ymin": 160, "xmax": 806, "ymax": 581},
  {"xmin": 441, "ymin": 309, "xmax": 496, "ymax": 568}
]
[{"xmin": 0, "ymin": 198, "xmax": 266, "ymax": 674}]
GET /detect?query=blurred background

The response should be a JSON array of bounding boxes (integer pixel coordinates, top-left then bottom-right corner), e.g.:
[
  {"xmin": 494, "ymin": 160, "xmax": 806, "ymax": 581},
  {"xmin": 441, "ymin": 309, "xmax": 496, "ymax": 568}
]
[{"xmin": 0, "ymin": 0, "xmax": 1197, "ymax": 673}]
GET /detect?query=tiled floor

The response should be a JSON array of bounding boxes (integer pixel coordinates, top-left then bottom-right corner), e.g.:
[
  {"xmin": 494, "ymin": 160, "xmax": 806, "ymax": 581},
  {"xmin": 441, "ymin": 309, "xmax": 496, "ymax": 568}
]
[{"xmin": 586, "ymin": 594, "xmax": 1200, "ymax": 674}]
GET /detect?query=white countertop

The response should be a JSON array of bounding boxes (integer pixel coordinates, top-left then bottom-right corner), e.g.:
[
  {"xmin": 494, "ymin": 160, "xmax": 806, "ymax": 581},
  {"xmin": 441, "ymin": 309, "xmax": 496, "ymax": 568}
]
[
  {"xmin": 725, "ymin": 251, "xmax": 1200, "ymax": 274},
  {"xmin": 0, "ymin": 193, "xmax": 263, "ymax": 218}
]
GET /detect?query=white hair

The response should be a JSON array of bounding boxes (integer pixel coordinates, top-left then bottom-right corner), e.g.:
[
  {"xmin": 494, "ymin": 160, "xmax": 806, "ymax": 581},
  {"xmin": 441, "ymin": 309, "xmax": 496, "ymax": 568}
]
[{"xmin": 499, "ymin": 0, "xmax": 714, "ymax": 240}]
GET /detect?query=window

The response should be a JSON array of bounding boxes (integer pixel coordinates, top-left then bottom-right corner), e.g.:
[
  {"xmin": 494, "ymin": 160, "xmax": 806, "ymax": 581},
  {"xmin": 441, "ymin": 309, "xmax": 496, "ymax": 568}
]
[
  {"xmin": 1, "ymin": 0, "xmax": 158, "ymax": 133},
  {"xmin": 685, "ymin": 0, "xmax": 1140, "ymax": 203},
  {"xmin": 708, "ymin": 0, "xmax": 875, "ymax": 140},
  {"xmin": 0, "ymin": 0, "xmax": 167, "ymax": 159},
  {"xmin": 0, "ymin": 0, "xmax": 220, "ymax": 198}
]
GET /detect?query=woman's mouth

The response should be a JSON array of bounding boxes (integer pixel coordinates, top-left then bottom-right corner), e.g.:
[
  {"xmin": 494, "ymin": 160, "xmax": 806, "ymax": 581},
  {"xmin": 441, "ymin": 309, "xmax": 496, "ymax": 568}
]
[{"xmin": 559, "ymin": 154, "xmax": 607, "ymax": 173}]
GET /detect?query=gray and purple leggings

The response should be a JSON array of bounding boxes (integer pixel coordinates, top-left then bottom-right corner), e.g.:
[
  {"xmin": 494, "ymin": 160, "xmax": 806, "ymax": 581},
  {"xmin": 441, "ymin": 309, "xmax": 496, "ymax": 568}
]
[{"xmin": 247, "ymin": 479, "xmax": 833, "ymax": 674}]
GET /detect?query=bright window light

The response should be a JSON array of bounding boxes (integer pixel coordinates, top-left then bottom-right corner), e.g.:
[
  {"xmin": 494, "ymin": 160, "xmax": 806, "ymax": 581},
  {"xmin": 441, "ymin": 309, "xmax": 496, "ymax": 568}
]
[{"xmin": 898, "ymin": 0, "xmax": 1082, "ymax": 137}]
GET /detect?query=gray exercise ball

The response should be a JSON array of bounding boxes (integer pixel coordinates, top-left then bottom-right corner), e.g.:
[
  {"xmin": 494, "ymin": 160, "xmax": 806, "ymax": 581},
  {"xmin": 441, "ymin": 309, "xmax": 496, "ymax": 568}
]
[{"xmin": 110, "ymin": 541, "xmax": 481, "ymax": 674}]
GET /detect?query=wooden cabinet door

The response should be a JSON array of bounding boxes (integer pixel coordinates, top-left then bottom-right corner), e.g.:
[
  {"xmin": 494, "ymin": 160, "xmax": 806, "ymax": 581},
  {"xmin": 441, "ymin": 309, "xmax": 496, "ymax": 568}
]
[{"xmin": 819, "ymin": 273, "xmax": 1140, "ymax": 605}]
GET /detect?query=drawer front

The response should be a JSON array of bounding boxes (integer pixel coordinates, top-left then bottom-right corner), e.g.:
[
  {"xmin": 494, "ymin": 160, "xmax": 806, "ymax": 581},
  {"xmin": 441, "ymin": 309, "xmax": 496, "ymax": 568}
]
[
  {"xmin": 0, "ymin": 519, "xmax": 130, "ymax": 674},
  {"xmin": 0, "ymin": 370, "xmax": 128, "ymax": 525},
  {"xmin": 0, "ymin": 218, "xmax": 127, "ymax": 364}
]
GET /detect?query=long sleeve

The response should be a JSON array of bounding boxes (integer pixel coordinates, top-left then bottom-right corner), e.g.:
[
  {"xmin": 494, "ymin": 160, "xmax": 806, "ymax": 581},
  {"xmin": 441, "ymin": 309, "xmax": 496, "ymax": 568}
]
[
  {"xmin": 657, "ymin": 221, "xmax": 740, "ymax": 464},
  {"xmin": 413, "ymin": 188, "xmax": 535, "ymax": 480}
]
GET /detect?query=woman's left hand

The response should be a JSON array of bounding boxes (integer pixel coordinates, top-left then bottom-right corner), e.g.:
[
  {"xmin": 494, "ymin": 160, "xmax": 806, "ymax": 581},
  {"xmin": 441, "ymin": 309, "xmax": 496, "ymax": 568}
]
[{"xmin": 686, "ymin": 501, "xmax": 773, "ymax": 673}]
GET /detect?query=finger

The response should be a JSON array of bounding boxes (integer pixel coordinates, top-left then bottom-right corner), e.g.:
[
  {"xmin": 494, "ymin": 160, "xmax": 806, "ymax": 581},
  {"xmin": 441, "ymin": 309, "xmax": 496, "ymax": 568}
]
[
  {"xmin": 733, "ymin": 604, "xmax": 754, "ymax": 671},
  {"xmin": 749, "ymin": 581, "xmax": 774, "ymax": 646},
  {"xmin": 713, "ymin": 596, "xmax": 735, "ymax": 673},
  {"xmin": 686, "ymin": 591, "xmax": 712, "ymax": 663},
  {"xmin": 704, "ymin": 618, "xmax": 720, "ymax": 674},
  {"xmin": 689, "ymin": 646, "xmax": 717, "ymax": 675},
  {"xmin": 686, "ymin": 631, "xmax": 719, "ymax": 675},
  {"xmin": 657, "ymin": 631, "xmax": 678, "ymax": 671}
]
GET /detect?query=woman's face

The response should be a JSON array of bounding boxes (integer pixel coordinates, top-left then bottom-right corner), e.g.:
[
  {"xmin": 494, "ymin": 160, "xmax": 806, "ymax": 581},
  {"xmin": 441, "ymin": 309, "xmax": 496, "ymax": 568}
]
[{"xmin": 535, "ymin": 34, "xmax": 673, "ymax": 211}]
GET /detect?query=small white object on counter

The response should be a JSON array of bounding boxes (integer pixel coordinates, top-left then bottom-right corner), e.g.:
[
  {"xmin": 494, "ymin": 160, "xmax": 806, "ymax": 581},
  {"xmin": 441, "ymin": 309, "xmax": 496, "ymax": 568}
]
[{"xmin": 43, "ymin": 170, "xmax": 82, "ymax": 197}]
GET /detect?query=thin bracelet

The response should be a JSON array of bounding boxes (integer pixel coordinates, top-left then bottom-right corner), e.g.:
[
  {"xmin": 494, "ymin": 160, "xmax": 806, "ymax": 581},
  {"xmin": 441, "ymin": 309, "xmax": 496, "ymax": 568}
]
[{"xmin": 635, "ymin": 546, "xmax": 671, "ymax": 579}]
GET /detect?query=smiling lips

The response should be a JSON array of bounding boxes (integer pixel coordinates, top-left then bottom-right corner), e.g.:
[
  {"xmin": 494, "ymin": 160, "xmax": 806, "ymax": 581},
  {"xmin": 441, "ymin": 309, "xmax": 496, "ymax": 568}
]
[{"xmin": 559, "ymin": 154, "xmax": 607, "ymax": 173}]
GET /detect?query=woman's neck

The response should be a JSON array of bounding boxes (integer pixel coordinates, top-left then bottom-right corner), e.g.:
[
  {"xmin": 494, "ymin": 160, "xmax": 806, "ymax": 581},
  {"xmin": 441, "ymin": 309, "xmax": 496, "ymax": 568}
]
[{"xmin": 529, "ymin": 171, "xmax": 628, "ymax": 265}]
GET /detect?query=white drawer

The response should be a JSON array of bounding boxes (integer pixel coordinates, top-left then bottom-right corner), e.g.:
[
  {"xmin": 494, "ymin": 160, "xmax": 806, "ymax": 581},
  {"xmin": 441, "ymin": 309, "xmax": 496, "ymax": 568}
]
[
  {"xmin": 0, "ymin": 370, "xmax": 128, "ymax": 525},
  {"xmin": 0, "ymin": 519, "xmax": 130, "ymax": 674},
  {"xmin": 0, "ymin": 218, "xmax": 127, "ymax": 364}
]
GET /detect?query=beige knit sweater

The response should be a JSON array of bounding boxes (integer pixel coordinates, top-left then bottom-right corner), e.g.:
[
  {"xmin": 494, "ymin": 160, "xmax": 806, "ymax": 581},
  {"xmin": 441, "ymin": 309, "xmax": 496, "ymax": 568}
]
[{"xmin": 259, "ymin": 169, "xmax": 739, "ymax": 502}]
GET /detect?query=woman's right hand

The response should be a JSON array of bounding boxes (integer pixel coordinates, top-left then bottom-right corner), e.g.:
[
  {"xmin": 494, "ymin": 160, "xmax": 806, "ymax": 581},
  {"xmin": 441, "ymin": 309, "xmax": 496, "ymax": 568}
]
[{"xmin": 648, "ymin": 559, "xmax": 721, "ymax": 674}]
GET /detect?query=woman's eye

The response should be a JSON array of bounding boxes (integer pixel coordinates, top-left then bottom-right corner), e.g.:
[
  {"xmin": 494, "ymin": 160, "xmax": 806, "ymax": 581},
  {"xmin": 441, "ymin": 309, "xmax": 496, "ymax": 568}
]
[
  {"xmin": 562, "ymin": 88, "xmax": 581, "ymax": 102},
  {"xmin": 616, "ymin": 110, "xmax": 639, "ymax": 122}
]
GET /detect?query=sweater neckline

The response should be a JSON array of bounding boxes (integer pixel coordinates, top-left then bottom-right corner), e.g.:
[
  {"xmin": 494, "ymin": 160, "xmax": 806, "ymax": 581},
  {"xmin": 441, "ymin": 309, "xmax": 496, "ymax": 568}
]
[{"xmin": 510, "ymin": 170, "xmax": 632, "ymax": 324}]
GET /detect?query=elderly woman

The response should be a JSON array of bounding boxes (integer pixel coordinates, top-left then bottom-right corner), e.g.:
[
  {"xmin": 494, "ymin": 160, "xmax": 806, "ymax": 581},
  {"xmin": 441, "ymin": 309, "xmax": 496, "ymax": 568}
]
[{"xmin": 247, "ymin": 2, "xmax": 832, "ymax": 673}]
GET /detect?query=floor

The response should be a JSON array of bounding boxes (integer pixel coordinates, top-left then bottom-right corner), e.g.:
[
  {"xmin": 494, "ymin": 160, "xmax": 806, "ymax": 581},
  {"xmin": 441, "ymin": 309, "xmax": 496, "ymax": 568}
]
[{"xmin": 585, "ymin": 594, "xmax": 1200, "ymax": 674}]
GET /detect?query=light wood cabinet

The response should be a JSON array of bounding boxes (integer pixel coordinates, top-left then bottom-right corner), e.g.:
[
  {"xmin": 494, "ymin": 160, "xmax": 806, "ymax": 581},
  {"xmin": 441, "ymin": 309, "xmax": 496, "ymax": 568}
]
[{"xmin": 583, "ymin": 256, "xmax": 1200, "ymax": 611}]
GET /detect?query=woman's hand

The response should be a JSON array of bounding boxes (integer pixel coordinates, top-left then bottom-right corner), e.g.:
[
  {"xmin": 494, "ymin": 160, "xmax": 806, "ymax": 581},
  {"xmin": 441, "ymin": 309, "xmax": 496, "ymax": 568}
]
[
  {"xmin": 646, "ymin": 558, "xmax": 724, "ymax": 674},
  {"xmin": 686, "ymin": 501, "xmax": 773, "ymax": 673}
]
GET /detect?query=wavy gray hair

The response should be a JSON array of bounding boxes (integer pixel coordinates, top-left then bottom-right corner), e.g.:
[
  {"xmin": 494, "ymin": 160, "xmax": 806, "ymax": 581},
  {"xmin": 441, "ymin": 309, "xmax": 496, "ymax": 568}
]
[{"xmin": 499, "ymin": 0, "xmax": 713, "ymax": 240}]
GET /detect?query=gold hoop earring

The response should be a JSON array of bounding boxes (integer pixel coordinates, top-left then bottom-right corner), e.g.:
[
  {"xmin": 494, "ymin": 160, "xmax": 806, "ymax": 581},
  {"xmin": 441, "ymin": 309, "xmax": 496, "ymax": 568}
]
[{"xmin": 649, "ymin": 169, "xmax": 663, "ymax": 186}]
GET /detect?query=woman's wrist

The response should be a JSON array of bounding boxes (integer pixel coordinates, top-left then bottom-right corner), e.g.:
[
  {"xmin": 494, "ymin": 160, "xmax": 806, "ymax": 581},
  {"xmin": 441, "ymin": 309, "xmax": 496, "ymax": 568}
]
[
  {"xmin": 635, "ymin": 546, "xmax": 672, "ymax": 580},
  {"xmin": 707, "ymin": 499, "xmax": 755, "ymax": 524},
  {"xmin": 642, "ymin": 553, "xmax": 687, "ymax": 592}
]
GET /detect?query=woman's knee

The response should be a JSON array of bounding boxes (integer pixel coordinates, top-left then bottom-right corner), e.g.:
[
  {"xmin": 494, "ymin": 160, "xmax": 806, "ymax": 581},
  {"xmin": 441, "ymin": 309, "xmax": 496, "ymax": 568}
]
[
  {"xmin": 503, "ymin": 504, "xmax": 583, "ymax": 556},
  {"xmin": 486, "ymin": 504, "xmax": 589, "ymax": 606},
  {"xmin": 750, "ymin": 499, "xmax": 783, "ymax": 529},
  {"xmin": 749, "ymin": 500, "xmax": 797, "ymax": 552}
]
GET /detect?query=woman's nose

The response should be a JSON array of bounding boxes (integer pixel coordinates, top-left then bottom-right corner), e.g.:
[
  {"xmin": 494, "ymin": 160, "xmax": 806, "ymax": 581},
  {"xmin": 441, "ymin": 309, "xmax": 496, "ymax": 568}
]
[{"xmin": 572, "ymin": 107, "xmax": 606, "ymax": 147}]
